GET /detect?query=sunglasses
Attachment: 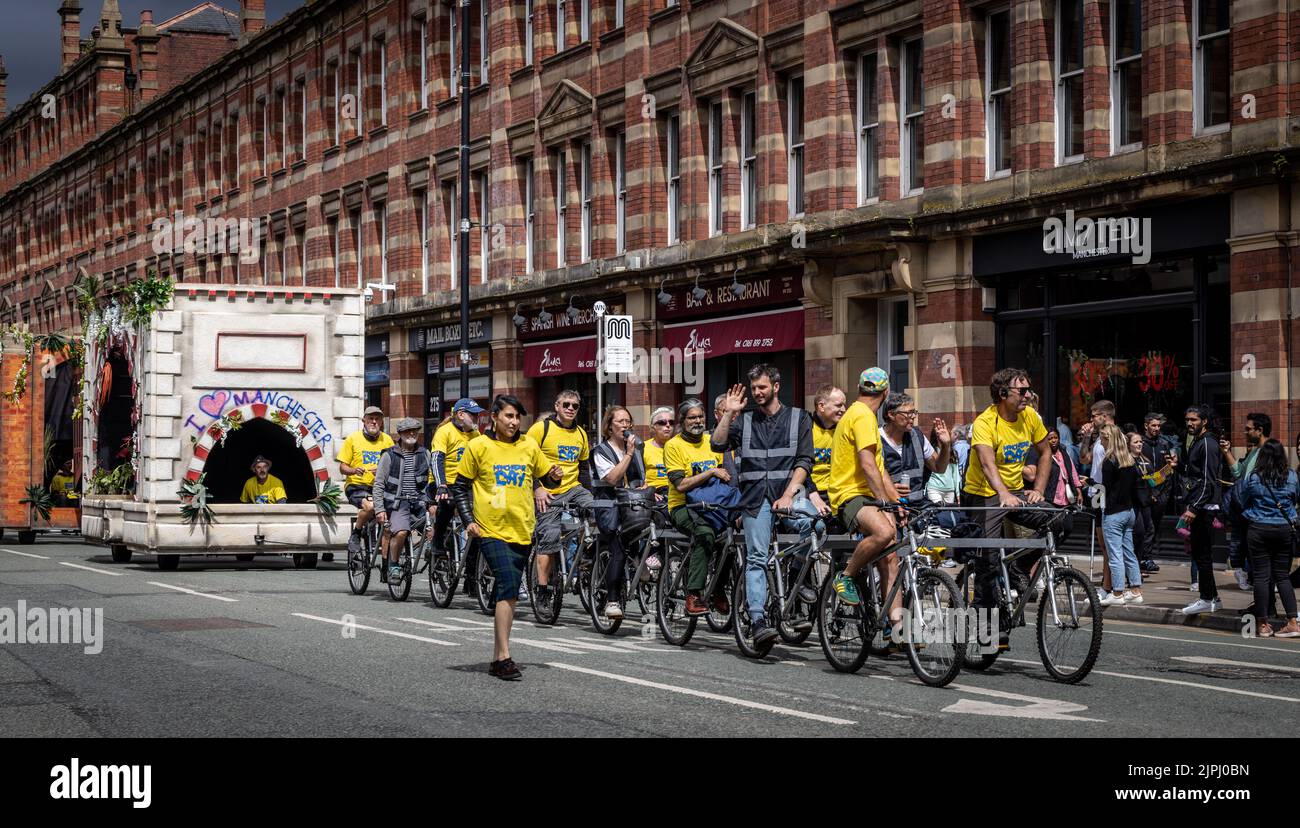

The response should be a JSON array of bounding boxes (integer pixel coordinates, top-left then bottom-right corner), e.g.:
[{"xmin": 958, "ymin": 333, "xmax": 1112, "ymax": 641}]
[
  {"xmin": 654, "ymin": 419, "xmax": 675, "ymax": 427},
  {"xmin": 558, "ymin": 401, "xmax": 580, "ymax": 410}
]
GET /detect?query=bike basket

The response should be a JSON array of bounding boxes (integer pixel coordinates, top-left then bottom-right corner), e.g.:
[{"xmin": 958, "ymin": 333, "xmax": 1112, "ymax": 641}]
[{"xmin": 617, "ymin": 488, "xmax": 658, "ymax": 538}]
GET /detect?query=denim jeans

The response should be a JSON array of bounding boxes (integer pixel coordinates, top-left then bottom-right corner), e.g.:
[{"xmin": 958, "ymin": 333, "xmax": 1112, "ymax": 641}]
[
  {"xmin": 743, "ymin": 497, "xmax": 815, "ymax": 623},
  {"xmin": 1102, "ymin": 508, "xmax": 1141, "ymax": 592}
]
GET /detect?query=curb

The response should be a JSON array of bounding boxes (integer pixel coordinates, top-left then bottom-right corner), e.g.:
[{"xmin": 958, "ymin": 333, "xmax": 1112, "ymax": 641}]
[{"xmin": 1101, "ymin": 604, "xmax": 1247, "ymax": 633}]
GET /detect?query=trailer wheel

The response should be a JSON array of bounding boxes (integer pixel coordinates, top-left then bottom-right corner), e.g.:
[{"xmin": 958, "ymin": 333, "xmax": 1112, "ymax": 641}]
[
  {"xmin": 157, "ymin": 555, "xmax": 180, "ymax": 571},
  {"xmin": 292, "ymin": 553, "xmax": 319, "ymax": 569},
  {"xmin": 17, "ymin": 530, "xmax": 37, "ymax": 545},
  {"xmin": 235, "ymin": 554, "xmax": 255, "ymax": 562},
  {"xmin": 111, "ymin": 545, "xmax": 132, "ymax": 564}
]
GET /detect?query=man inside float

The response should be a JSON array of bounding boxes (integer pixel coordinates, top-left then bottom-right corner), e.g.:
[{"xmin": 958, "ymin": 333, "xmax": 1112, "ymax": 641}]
[{"xmin": 240, "ymin": 456, "xmax": 288, "ymax": 505}]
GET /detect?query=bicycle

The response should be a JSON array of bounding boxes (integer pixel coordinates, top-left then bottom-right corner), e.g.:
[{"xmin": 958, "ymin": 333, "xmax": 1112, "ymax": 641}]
[
  {"xmin": 953, "ymin": 503, "xmax": 1101, "ymax": 683},
  {"xmin": 655, "ymin": 502, "xmax": 740, "ymax": 647},
  {"xmin": 384, "ymin": 496, "xmax": 433, "ymax": 602},
  {"xmin": 346, "ymin": 517, "xmax": 383, "ymax": 595},
  {"xmin": 587, "ymin": 507, "xmax": 668, "ymax": 635},
  {"xmin": 815, "ymin": 501, "xmax": 967, "ymax": 687},
  {"xmin": 731, "ymin": 509, "xmax": 829, "ymax": 658},
  {"xmin": 427, "ymin": 511, "xmax": 469, "ymax": 608},
  {"xmin": 527, "ymin": 506, "xmax": 598, "ymax": 625}
]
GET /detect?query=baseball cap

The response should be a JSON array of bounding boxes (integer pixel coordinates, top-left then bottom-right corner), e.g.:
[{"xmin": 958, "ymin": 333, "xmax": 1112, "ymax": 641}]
[
  {"xmin": 250, "ymin": 455, "xmax": 272, "ymax": 469},
  {"xmin": 453, "ymin": 398, "xmax": 485, "ymax": 415},
  {"xmin": 394, "ymin": 417, "xmax": 422, "ymax": 433},
  {"xmin": 363, "ymin": 406, "xmax": 384, "ymax": 417},
  {"xmin": 858, "ymin": 367, "xmax": 890, "ymax": 394}
]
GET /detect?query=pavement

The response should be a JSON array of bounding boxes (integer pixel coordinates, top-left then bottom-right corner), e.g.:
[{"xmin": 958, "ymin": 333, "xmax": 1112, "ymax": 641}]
[{"xmin": 3, "ymin": 535, "xmax": 1300, "ymax": 737}]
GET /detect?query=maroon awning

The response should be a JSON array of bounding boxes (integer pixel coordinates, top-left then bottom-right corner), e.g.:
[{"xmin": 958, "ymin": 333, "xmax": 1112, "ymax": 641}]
[
  {"xmin": 662, "ymin": 308, "xmax": 805, "ymax": 360},
  {"xmin": 523, "ymin": 337, "xmax": 597, "ymax": 378}
]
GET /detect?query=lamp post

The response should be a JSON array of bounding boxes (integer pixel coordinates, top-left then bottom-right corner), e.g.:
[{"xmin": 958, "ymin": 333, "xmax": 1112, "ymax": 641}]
[{"xmin": 457, "ymin": 0, "xmax": 471, "ymax": 400}]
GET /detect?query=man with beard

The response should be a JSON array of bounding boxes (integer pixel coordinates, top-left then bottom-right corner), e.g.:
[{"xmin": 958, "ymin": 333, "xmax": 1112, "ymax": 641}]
[
  {"xmin": 337, "ymin": 406, "xmax": 394, "ymax": 557},
  {"xmin": 665, "ymin": 398, "xmax": 732, "ymax": 616},
  {"xmin": 372, "ymin": 419, "xmax": 432, "ymax": 585},
  {"xmin": 1179, "ymin": 404, "xmax": 1225, "ymax": 615}
]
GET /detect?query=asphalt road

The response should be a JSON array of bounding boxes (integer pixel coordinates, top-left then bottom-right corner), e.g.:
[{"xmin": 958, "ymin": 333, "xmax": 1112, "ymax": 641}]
[{"xmin": 3, "ymin": 537, "xmax": 1298, "ymax": 738}]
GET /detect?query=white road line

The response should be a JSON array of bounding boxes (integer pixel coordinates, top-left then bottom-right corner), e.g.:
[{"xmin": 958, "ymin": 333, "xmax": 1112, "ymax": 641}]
[
  {"xmin": 59, "ymin": 561, "xmax": 121, "ymax": 577},
  {"xmin": 1107, "ymin": 628, "xmax": 1300, "ymax": 655},
  {"xmin": 999, "ymin": 657, "xmax": 1300, "ymax": 703},
  {"xmin": 2, "ymin": 548, "xmax": 49, "ymax": 559},
  {"xmin": 548, "ymin": 662, "xmax": 857, "ymax": 725},
  {"xmin": 292, "ymin": 613, "xmax": 459, "ymax": 646},
  {"xmin": 146, "ymin": 581, "xmax": 239, "ymax": 602},
  {"xmin": 536, "ymin": 638, "xmax": 632, "ymax": 653},
  {"xmin": 445, "ymin": 615, "xmax": 496, "ymax": 627},
  {"xmin": 509, "ymin": 638, "xmax": 594, "ymax": 654},
  {"xmin": 1171, "ymin": 656, "xmax": 1300, "ymax": 674},
  {"xmin": 396, "ymin": 617, "xmax": 489, "ymax": 632},
  {"xmin": 944, "ymin": 683, "xmax": 1103, "ymax": 722}
]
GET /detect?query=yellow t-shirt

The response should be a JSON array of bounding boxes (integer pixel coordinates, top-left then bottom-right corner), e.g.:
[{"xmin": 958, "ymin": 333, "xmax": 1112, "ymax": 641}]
[
  {"xmin": 336, "ymin": 430, "xmax": 394, "ymax": 489},
  {"xmin": 642, "ymin": 440, "xmax": 670, "ymax": 492},
  {"xmin": 828, "ymin": 400, "xmax": 888, "ymax": 511},
  {"xmin": 962, "ymin": 404, "xmax": 1049, "ymax": 498},
  {"xmin": 430, "ymin": 420, "xmax": 475, "ymax": 484},
  {"xmin": 240, "ymin": 474, "xmax": 288, "ymax": 504},
  {"xmin": 811, "ymin": 420, "xmax": 835, "ymax": 495},
  {"xmin": 526, "ymin": 417, "xmax": 590, "ymax": 495},
  {"xmin": 663, "ymin": 434, "xmax": 722, "ymax": 512},
  {"xmin": 458, "ymin": 433, "xmax": 555, "ymax": 545},
  {"xmin": 51, "ymin": 473, "xmax": 78, "ymax": 500}
]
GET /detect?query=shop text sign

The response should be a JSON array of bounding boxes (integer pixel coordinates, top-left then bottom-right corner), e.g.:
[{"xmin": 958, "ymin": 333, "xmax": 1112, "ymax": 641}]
[
  {"xmin": 183, "ymin": 389, "xmax": 334, "ymax": 444},
  {"xmin": 516, "ymin": 300, "xmax": 623, "ymax": 341},
  {"xmin": 659, "ymin": 273, "xmax": 802, "ymax": 319},
  {"xmin": 410, "ymin": 318, "xmax": 491, "ymax": 352}
]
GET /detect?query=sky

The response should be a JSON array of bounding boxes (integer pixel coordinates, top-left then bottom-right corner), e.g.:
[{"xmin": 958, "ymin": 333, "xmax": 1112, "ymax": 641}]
[{"xmin": 1, "ymin": 1, "xmax": 300, "ymax": 109}]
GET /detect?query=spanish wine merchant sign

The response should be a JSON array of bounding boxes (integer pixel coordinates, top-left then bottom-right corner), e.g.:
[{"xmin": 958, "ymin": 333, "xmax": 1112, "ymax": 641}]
[{"xmin": 183, "ymin": 389, "xmax": 334, "ymax": 444}]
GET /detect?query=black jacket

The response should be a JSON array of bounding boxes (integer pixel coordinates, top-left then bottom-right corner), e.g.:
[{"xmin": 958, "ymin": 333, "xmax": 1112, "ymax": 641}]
[
  {"xmin": 712, "ymin": 404, "xmax": 813, "ymax": 517},
  {"xmin": 1180, "ymin": 432, "xmax": 1222, "ymax": 512}
]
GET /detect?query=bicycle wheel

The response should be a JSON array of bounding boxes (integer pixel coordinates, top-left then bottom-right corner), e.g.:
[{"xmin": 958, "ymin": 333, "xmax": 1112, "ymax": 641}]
[
  {"xmin": 901, "ymin": 568, "xmax": 966, "ymax": 688},
  {"xmin": 655, "ymin": 546, "xmax": 698, "ymax": 646},
  {"xmin": 816, "ymin": 568, "xmax": 869, "ymax": 673},
  {"xmin": 587, "ymin": 547, "xmax": 624, "ymax": 636},
  {"xmin": 387, "ymin": 547, "xmax": 412, "ymax": 602},
  {"xmin": 1036, "ymin": 566, "xmax": 1102, "ymax": 684},
  {"xmin": 347, "ymin": 537, "xmax": 371, "ymax": 596},
  {"xmin": 732, "ymin": 565, "xmax": 777, "ymax": 659},
  {"xmin": 530, "ymin": 551, "xmax": 563, "ymax": 625},
  {"xmin": 428, "ymin": 543, "xmax": 458, "ymax": 608},
  {"xmin": 777, "ymin": 558, "xmax": 815, "ymax": 646},
  {"xmin": 957, "ymin": 563, "xmax": 1001, "ymax": 670},
  {"xmin": 475, "ymin": 551, "xmax": 496, "ymax": 616}
]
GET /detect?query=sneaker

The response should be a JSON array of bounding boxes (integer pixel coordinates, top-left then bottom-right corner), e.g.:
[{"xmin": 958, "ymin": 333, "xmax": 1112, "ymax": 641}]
[
  {"xmin": 751, "ymin": 618, "xmax": 779, "ymax": 646},
  {"xmin": 1209, "ymin": 597, "xmax": 1223, "ymax": 612},
  {"xmin": 517, "ymin": 584, "xmax": 530, "ymax": 603},
  {"xmin": 1235, "ymin": 569, "xmax": 1251, "ymax": 591},
  {"xmin": 685, "ymin": 594, "xmax": 711, "ymax": 616},
  {"xmin": 1182, "ymin": 598, "xmax": 1215, "ymax": 615},
  {"xmin": 833, "ymin": 573, "xmax": 861, "ymax": 606},
  {"xmin": 1122, "ymin": 590, "xmax": 1143, "ymax": 605},
  {"xmin": 797, "ymin": 585, "xmax": 819, "ymax": 605},
  {"xmin": 603, "ymin": 602, "xmax": 624, "ymax": 619},
  {"xmin": 347, "ymin": 532, "xmax": 362, "ymax": 556},
  {"xmin": 1096, "ymin": 588, "xmax": 1109, "ymax": 604},
  {"xmin": 489, "ymin": 658, "xmax": 522, "ymax": 680},
  {"xmin": 1139, "ymin": 559, "xmax": 1160, "ymax": 573},
  {"xmin": 1100, "ymin": 592, "xmax": 1127, "ymax": 607},
  {"xmin": 1258, "ymin": 623, "xmax": 1275, "ymax": 639},
  {"xmin": 645, "ymin": 554, "xmax": 662, "ymax": 571},
  {"xmin": 941, "ymin": 558, "xmax": 958, "ymax": 568},
  {"xmin": 534, "ymin": 585, "xmax": 552, "ymax": 606},
  {"xmin": 388, "ymin": 565, "xmax": 403, "ymax": 583},
  {"xmin": 1274, "ymin": 619, "xmax": 1300, "ymax": 638}
]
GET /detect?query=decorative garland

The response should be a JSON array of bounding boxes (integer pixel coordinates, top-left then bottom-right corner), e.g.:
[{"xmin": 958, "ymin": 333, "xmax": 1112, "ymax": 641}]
[
  {"xmin": 207, "ymin": 409, "xmax": 244, "ymax": 447},
  {"xmin": 178, "ymin": 473, "xmax": 216, "ymax": 527}
]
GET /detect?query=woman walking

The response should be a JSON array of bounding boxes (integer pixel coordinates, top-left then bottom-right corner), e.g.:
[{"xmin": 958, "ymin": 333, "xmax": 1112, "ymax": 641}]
[
  {"xmin": 1235, "ymin": 439, "xmax": 1300, "ymax": 637},
  {"xmin": 1099, "ymin": 425, "xmax": 1143, "ymax": 606}
]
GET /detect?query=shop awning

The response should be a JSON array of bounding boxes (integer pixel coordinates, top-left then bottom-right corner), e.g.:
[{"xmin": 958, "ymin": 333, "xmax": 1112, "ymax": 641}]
[
  {"xmin": 523, "ymin": 336, "xmax": 597, "ymax": 378},
  {"xmin": 662, "ymin": 307, "xmax": 805, "ymax": 361}
]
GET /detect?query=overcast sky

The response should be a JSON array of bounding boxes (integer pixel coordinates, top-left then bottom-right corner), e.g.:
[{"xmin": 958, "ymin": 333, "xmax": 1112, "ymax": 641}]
[{"xmin": 2, "ymin": 1, "xmax": 299, "ymax": 108}]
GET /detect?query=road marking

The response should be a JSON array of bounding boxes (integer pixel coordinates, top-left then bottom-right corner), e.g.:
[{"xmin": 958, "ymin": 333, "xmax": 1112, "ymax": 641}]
[
  {"xmin": 59, "ymin": 561, "xmax": 121, "ymax": 577},
  {"xmin": 292, "ymin": 613, "xmax": 459, "ymax": 646},
  {"xmin": 445, "ymin": 615, "xmax": 496, "ymax": 627},
  {"xmin": 999, "ymin": 657, "xmax": 1300, "ymax": 703},
  {"xmin": 1172, "ymin": 656, "xmax": 1300, "ymax": 674},
  {"xmin": 147, "ymin": 581, "xmax": 239, "ymax": 602},
  {"xmin": 397, "ymin": 617, "xmax": 489, "ymax": 633},
  {"xmin": 536, "ymin": 638, "xmax": 634, "ymax": 653},
  {"xmin": 547, "ymin": 662, "xmax": 857, "ymax": 725},
  {"xmin": 1107, "ymin": 628, "xmax": 1300, "ymax": 655},
  {"xmin": 943, "ymin": 683, "xmax": 1103, "ymax": 722},
  {"xmin": 2, "ymin": 548, "xmax": 49, "ymax": 560},
  {"xmin": 508, "ymin": 637, "xmax": 594, "ymax": 654}
]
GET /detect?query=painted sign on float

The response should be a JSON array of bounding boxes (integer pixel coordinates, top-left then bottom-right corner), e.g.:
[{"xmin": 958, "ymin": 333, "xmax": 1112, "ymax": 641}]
[{"xmin": 182, "ymin": 389, "xmax": 334, "ymax": 444}]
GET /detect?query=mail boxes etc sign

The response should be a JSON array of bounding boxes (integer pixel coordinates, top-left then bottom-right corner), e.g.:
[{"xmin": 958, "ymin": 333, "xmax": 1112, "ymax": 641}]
[{"xmin": 408, "ymin": 319, "xmax": 492, "ymax": 352}]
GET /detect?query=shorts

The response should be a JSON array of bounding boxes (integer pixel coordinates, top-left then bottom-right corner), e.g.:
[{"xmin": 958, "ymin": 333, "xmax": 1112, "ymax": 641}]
[
  {"xmin": 346, "ymin": 485, "xmax": 371, "ymax": 509},
  {"xmin": 839, "ymin": 495, "xmax": 879, "ymax": 534},
  {"xmin": 479, "ymin": 537, "xmax": 531, "ymax": 603},
  {"xmin": 535, "ymin": 486, "xmax": 595, "ymax": 553},
  {"xmin": 386, "ymin": 500, "xmax": 426, "ymax": 533}
]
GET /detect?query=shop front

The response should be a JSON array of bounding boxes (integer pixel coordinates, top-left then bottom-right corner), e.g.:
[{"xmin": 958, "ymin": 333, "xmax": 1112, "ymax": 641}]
[
  {"xmin": 975, "ymin": 197, "xmax": 1231, "ymax": 432},
  {"xmin": 409, "ymin": 318, "xmax": 493, "ymax": 432},
  {"xmin": 364, "ymin": 334, "xmax": 390, "ymax": 413},
  {"xmin": 517, "ymin": 298, "xmax": 623, "ymax": 435},
  {"xmin": 657, "ymin": 270, "xmax": 806, "ymax": 415}
]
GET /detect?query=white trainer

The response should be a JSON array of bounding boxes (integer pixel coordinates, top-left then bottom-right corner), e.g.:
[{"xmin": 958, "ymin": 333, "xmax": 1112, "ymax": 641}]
[
  {"xmin": 1182, "ymin": 598, "xmax": 1214, "ymax": 615},
  {"xmin": 1100, "ymin": 592, "xmax": 1127, "ymax": 607},
  {"xmin": 1235, "ymin": 569, "xmax": 1251, "ymax": 591},
  {"xmin": 1122, "ymin": 590, "xmax": 1143, "ymax": 604},
  {"xmin": 603, "ymin": 602, "xmax": 623, "ymax": 619}
]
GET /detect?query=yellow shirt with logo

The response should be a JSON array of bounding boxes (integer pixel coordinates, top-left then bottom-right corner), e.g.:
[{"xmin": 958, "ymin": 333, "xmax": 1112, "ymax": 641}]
[
  {"xmin": 642, "ymin": 440, "xmax": 670, "ymax": 492},
  {"xmin": 240, "ymin": 474, "xmax": 288, "ymax": 505},
  {"xmin": 336, "ymin": 430, "xmax": 394, "ymax": 489},
  {"xmin": 458, "ymin": 433, "xmax": 555, "ymax": 545},
  {"xmin": 51, "ymin": 473, "xmax": 78, "ymax": 500},
  {"xmin": 828, "ymin": 400, "xmax": 888, "ymax": 511},
  {"xmin": 431, "ymin": 420, "xmax": 475, "ymax": 484},
  {"xmin": 526, "ymin": 417, "xmax": 590, "ymax": 495},
  {"xmin": 962, "ymin": 404, "xmax": 1049, "ymax": 498},
  {"xmin": 811, "ymin": 420, "xmax": 835, "ymax": 495},
  {"xmin": 663, "ymin": 434, "xmax": 723, "ymax": 511}
]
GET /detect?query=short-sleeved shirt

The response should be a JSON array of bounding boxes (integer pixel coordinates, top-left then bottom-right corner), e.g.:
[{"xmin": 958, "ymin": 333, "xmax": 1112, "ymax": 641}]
[
  {"xmin": 240, "ymin": 474, "xmax": 288, "ymax": 504},
  {"xmin": 642, "ymin": 440, "xmax": 670, "ymax": 491},
  {"xmin": 526, "ymin": 417, "xmax": 590, "ymax": 496},
  {"xmin": 336, "ymin": 430, "xmax": 394, "ymax": 489},
  {"xmin": 431, "ymin": 420, "xmax": 475, "ymax": 484},
  {"xmin": 962, "ymin": 404, "xmax": 1049, "ymax": 498},
  {"xmin": 663, "ymin": 434, "xmax": 722, "ymax": 511},
  {"xmin": 811, "ymin": 419, "xmax": 835, "ymax": 495},
  {"xmin": 828, "ymin": 400, "xmax": 888, "ymax": 511},
  {"xmin": 51, "ymin": 473, "xmax": 77, "ymax": 498},
  {"xmin": 458, "ymin": 433, "xmax": 555, "ymax": 545}
]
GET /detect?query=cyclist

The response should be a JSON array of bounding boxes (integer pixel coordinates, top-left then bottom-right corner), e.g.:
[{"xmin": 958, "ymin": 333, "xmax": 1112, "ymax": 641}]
[
  {"xmin": 712, "ymin": 364, "xmax": 816, "ymax": 645},
  {"xmin": 372, "ymin": 418, "xmax": 432, "ymax": 585},
  {"xmin": 665, "ymin": 398, "xmax": 733, "ymax": 616},
  {"xmin": 828, "ymin": 368, "xmax": 903, "ymax": 632},
  {"xmin": 430, "ymin": 397, "xmax": 484, "ymax": 595},
  {"xmin": 526, "ymin": 389, "xmax": 594, "ymax": 608},
  {"xmin": 642, "ymin": 406, "xmax": 676, "ymax": 499},
  {"xmin": 960, "ymin": 368, "xmax": 1053, "ymax": 628},
  {"xmin": 337, "ymin": 406, "xmax": 393, "ymax": 558},
  {"xmin": 590, "ymin": 405, "xmax": 645, "ymax": 619},
  {"xmin": 879, "ymin": 392, "xmax": 952, "ymax": 505},
  {"xmin": 809, "ymin": 385, "xmax": 846, "ymax": 519},
  {"xmin": 452, "ymin": 395, "xmax": 564, "ymax": 680}
]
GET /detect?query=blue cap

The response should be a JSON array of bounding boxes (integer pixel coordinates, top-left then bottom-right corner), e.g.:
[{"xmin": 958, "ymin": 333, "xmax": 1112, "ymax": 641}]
[
  {"xmin": 453, "ymin": 398, "xmax": 484, "ymax": 414},
  {"xmin": 858, "ymin": 367, "xmax": 890, "ymax": 393}
]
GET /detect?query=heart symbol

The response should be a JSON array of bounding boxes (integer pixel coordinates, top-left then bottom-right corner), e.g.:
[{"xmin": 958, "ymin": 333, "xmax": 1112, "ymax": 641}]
[{"xmin": 198, "ymin": 390, "xmax": 229, "ymax": 419}]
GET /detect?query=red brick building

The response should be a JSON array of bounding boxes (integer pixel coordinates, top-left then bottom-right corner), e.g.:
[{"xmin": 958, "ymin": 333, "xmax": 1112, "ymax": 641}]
[{"xmin": 1, "ymin": 0, "xmax": 1296, "ymax": 456}]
